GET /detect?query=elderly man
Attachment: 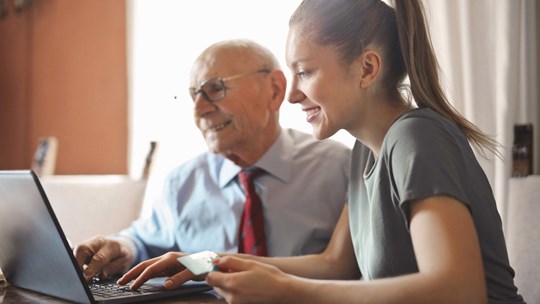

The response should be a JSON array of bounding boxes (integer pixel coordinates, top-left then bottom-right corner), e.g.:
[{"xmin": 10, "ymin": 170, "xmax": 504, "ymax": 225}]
[{"xmin": 75, "ymin": 39, "xmax": 350, "ymax": 282}]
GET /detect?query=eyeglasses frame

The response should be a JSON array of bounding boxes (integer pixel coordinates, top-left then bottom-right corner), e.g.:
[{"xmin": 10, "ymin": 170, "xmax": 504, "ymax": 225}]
[{"xmin": 189, "ymin": 68, "xmax": 271, "ymax": 103}]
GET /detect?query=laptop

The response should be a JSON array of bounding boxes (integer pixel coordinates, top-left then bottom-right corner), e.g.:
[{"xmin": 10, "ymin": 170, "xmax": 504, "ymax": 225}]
[{"xmin": 0, "ymin": 170, "xmax": 212, "ymax": 303}]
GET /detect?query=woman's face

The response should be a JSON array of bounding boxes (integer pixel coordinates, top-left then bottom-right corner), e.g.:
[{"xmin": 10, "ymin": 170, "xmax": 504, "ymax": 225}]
[{"xmin": 285, "ymin": 26, "xmax": 363, "ymax": 140}]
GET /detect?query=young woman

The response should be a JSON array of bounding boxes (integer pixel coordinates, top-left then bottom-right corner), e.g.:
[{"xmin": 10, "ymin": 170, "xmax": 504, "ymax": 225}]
[{"xmin": 119, "ymin": 1, "xmax": 525, "ymax": 303}]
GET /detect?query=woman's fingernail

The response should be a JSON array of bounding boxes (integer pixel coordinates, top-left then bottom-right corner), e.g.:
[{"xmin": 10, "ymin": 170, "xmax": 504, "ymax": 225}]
[{"xmin": 164, "ymin": 279, "xmax": 173, "ymax": 288}]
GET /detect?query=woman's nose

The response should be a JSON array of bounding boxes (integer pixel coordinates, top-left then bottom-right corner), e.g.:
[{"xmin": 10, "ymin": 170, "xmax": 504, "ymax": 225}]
[{"xmin": 287, "ymin": 80, "xmax": 305, "ymax": 104}]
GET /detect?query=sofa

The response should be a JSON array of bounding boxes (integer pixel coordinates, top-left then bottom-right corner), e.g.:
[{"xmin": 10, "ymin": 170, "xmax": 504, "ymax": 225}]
[{"xmin": 40, "ymin": 175, "xmax": 147, "ymax": 246}]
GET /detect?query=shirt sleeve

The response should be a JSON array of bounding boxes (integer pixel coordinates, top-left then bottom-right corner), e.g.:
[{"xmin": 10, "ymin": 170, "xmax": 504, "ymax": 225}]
[
  {"xmin": 116, "ymin": 172, "xmax": 180, "ymax": 264},
  {"xmin": 384, "ymin": 115, "xmax": 470, "ymax": 221}
]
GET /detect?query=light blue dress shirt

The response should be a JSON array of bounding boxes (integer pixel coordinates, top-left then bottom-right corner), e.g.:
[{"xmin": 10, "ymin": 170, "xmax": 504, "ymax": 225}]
[{"xmin": 119, "ymin": 128, "xmax": 350, "ymax": 263}]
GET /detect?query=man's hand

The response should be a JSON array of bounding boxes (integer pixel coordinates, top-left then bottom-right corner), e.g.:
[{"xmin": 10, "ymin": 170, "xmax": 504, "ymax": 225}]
[{"xmin": 74, "ymin": 236, "xmax": 136, "ymax": 282}]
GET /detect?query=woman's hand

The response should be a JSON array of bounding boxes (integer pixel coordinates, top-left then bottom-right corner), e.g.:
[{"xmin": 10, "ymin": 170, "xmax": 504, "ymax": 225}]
[
  {"xmin": 207, "ymin": 256, "xmax": 293, "ymax": 304},
  {"xmin": 117, "ymin": 252, "xmax": 203, "ymax": 290}
]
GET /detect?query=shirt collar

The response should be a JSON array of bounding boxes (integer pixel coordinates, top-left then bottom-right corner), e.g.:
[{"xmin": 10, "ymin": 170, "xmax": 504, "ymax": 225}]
[{"xmin": 218, "ymin": 129, "xmax": 293, "ymax": 188}]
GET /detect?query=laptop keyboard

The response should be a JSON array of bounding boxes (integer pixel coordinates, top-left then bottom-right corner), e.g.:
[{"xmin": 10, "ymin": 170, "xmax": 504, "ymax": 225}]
[{"xmin": 89, "ymin": 277, "xmax": 161, "ymax": 298}]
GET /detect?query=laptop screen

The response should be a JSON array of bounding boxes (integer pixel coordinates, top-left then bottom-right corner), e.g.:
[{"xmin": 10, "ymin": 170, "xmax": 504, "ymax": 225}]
[
  {"xmin": 0, "ymin": 170, "xmax": 92, "ymax": 303},
  {"xmin": 0, "ymin": 170, "xmax": 213, "ymax": 304}
]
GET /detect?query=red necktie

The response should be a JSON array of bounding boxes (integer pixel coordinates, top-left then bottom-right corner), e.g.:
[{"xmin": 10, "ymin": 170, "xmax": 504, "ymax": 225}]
[{"xmin": 237, "ymin": 168, "xmax": 267, "ymax": 256}]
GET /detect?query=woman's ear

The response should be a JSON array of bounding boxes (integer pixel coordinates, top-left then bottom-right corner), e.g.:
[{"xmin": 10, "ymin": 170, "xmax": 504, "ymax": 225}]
[
  {"xmin": 356, "ymin": 49, "xmax": 381, "ymax": 89},
  {"xmin": 269, "ymin": 70, "xmax": 286, "ymax": 111}
]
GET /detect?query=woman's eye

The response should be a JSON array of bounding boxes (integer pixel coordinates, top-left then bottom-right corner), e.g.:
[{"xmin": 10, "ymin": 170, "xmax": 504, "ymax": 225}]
[{"xmin": 296, "ymin": 70, "xmax": 309, "ymax": 78}]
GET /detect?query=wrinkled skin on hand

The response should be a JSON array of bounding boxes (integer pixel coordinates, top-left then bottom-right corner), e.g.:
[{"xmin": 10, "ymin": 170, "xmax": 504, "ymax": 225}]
[{"xmin": 74, "ymin": 236, "xmax": 135, "ymax": 282}]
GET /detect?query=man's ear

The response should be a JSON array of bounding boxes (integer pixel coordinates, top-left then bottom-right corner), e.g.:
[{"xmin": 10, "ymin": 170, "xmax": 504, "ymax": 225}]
[
  {"xmin": 268, "ymin": 70, "xmax": 286, "ymax": 111},
  {"xmin": 356, "ymin": 49, "xmax": 381, "ymax": 88}
]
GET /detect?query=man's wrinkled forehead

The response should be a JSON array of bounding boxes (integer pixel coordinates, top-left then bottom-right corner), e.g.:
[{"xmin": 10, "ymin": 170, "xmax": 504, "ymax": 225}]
[
  {"xmin": 190, "ymin": 47, "xmax": 259, "ymax": 86},
  {"xmin": 190, "ymin": 51, "xmax": 219, "ymax": 85}
]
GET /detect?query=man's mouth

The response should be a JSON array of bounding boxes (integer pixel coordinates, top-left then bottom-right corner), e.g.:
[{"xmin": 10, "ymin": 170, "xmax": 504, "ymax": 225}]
[{"xmin": 207, "ymin": 120, "xmax": 232, "ymax": 132}]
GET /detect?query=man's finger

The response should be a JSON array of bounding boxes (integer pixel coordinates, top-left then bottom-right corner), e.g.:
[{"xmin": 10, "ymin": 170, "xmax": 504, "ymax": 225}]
[
  {"xmin": 83, "ymin": 247, "xmax": 116, "ymax": 281},
  {"xmin": 74, "ymin": 236, "xmax": 108, "ymax": 269},
  {"xmin": 100, "ymin": 256, "xmax": 131, "ymax": 279},
  {"xmin": 74, "ymin": 244, "xmax": 95, "ymax": 269}
]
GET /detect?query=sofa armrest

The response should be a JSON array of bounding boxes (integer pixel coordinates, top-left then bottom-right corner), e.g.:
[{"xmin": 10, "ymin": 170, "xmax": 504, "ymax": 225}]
[{"xmin": 506, "ymin": 175, "xmax": 540, "ymax": 303}]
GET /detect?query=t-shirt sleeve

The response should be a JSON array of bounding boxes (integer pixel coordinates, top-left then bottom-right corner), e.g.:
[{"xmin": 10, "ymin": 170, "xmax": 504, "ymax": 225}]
[{"xmin": 384, "ymin": 115, "xmax": 471, "ymax": 221}]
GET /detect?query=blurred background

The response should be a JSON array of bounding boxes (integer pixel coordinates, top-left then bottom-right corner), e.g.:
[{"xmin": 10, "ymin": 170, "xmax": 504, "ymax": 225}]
[
  {"xmin": 1, "ymin": 1, "xmax": 539, "ymax": 300},
  {"xmin": 0, "ymin": 0, "xmax": 538, "ymax": 219}
]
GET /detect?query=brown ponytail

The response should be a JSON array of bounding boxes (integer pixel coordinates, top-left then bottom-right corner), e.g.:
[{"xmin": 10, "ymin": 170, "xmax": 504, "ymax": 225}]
[{"xmin": 394, "ymin": 0, "xmax": 499, "ymax": 156}]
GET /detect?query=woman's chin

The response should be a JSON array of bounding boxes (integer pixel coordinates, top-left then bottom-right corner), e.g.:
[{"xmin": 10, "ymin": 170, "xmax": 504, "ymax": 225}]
[{"xmin": 311, "ymin": 127, "xmax": 334, "ymax": 140}]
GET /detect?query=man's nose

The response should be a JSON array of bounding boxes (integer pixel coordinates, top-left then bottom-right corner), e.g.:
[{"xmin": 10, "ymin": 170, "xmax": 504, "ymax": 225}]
[{"xmin": 193, "ymin": 93, "xmax": 217, "ymax": 116}]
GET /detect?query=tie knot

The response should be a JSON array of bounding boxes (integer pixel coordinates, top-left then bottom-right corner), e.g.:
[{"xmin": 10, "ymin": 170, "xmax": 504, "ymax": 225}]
[{"xmin": 238, "ymin": 167, "xmax": 265, "ymax": 184}]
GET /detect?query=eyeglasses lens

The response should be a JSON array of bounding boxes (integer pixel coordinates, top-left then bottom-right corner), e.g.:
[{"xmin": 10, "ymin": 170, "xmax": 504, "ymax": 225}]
[
  {"xmin": 190, "ymin": 78, "xmax": 226, "ymax": 103},
  {"xmin": 203, "ymin": 79, "xmax": 226, "ymax": 102}
]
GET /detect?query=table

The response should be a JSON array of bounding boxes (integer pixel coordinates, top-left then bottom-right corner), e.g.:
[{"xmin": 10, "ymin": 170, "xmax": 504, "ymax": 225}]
[{"xmin": 0, "ymin": 284, "xmax": 227, "ymax": 304}]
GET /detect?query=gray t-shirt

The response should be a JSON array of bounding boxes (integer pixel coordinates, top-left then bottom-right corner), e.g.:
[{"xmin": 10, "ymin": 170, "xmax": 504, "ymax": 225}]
[{"xmin": 349, "ymin": 108, "xmax": 524, "ymax": 303}]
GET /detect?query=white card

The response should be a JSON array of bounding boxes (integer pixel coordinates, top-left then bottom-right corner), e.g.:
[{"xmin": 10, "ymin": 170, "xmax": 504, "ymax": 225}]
[{"xmin": 177, "ymin": 250, "xmax": 220, "ymax": 275}]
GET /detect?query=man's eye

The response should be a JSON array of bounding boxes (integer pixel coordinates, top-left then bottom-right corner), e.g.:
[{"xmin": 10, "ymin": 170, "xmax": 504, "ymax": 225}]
[{"xmin": 207, "ymin": 82, "xmax": 225, "ymax": 93}]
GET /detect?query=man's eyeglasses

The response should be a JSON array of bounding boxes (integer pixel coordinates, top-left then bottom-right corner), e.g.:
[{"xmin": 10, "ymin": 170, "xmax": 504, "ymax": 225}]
[{"xmin": 189, "ymin": 68, "xmax": 271, "ymax": 103}]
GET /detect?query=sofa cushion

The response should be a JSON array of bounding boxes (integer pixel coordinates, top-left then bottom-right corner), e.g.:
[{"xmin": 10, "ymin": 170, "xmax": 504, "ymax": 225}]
[{"xmin": 40, "ymin": 175, "xmax": 146, "ymax": 246}]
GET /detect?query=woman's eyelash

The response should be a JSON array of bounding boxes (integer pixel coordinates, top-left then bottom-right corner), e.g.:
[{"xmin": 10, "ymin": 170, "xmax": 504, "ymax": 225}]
[{"xmin": 296, "ymin": 70, "xmax": 309, "ymax": 78}]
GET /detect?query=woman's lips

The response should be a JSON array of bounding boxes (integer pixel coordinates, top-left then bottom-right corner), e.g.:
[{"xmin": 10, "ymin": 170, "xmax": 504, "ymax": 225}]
[{"xmin": 303, "ymin": 107, "xmax": 321, "ymax": 123}]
